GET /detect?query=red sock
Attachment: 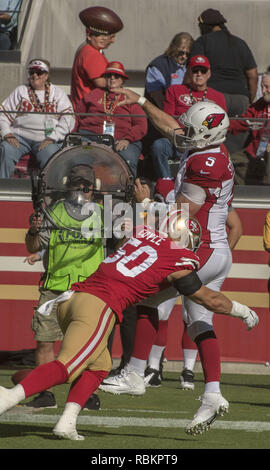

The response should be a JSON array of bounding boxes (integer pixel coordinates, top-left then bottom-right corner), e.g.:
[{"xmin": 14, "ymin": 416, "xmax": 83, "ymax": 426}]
[
  {"xmin": 132, "ymin": 314, "xmax": 158, "ymax": 360},
  {"xmin": 67, "ymin": 369, "xmax": 108, "ymax": 408},
  {"xmin": 155, "ymin": 320, "xmax": 168, "ymax": 346},
  {"xmin": 197, "ymin": 337, "xmax": 221, "ymax": 383},
  {"xmin": 20, "ymin": 360, "xmax": 68, "ymax": 398},
  {"xmin": 182, "ymin": 322, "xmax": 197, "ymax": 350}
]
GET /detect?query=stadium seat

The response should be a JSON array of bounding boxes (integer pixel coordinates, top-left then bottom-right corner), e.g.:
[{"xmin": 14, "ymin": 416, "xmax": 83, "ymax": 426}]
[{"xmin": 12, "ymin": 153, "xmax": 39, "ymax": 178}]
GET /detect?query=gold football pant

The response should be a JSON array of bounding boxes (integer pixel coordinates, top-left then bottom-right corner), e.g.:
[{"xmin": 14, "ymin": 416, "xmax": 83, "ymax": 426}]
[{"xmin": 56, "ymin": 292, "xmax": 116, "ymax": 383}]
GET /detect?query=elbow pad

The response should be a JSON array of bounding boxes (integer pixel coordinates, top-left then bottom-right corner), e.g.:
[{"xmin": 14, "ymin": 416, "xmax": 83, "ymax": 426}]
[{"xmin": 172, "ymin": 271, "xmax": 202, "ymax": 296}]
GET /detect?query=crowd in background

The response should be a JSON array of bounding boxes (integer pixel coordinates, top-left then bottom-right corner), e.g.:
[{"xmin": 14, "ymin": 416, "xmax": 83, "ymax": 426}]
[{"xmin": 0, "ymin": 6, "xmax": 269, "ymax": 185}]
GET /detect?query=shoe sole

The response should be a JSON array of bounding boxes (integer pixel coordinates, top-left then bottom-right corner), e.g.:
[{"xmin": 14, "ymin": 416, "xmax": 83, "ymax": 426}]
[
  {"xmin": 179, "ymin": 382, "xmax": 195, "ymax": 391},
  {"xmin": 99, "ymin": 386, "xmax": 145, "ymax": 396},
  {"xmin": 145, "ymin": 383, "xmax": 161, "ymax": 388},
  {"xmin": 186, "ymin": 404, "xmax": 229, "ymax": 436},
  {"xmin": 21, "ymin": 404, "xmax": 58, "ymax": 410},
  {"xmin": 53, "ymin": 430, "xmax": 85, "ymax": 441}
]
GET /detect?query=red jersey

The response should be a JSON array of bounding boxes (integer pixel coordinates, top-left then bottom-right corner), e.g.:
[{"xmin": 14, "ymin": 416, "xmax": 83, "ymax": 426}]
[
  {"xmin": 175, "ymin": 146, "xmax": 234, "ymax": 249},
  {"xmin": 70, "ymin": 43, "xmax": 108, "ymax": 110},
  {"xmin": 164, "ymin": 84, "xmax": 227, "ymax": 117},
  {"xmin": 71, "ymin": 225, "xmax": 199, "ymax": 321}
]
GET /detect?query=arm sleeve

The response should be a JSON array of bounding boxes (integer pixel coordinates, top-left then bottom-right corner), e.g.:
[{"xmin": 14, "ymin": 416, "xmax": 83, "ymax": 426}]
[
  {"xmin": 145, "ymin": 66, "xmax": 166, "ymax": 93},
  {"xmin": 49, "ymin": 88, "xmax": 75, "ymax": 142}
]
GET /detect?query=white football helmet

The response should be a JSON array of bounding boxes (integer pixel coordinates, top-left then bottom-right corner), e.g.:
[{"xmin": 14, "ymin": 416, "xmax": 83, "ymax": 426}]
[
  {"xmin": 174, "ymin": 101, "xmax": 229, "ymax": 150},
  {"xmin": 159, "ymin": 209, "xmax": 202, "ymax": 252}
]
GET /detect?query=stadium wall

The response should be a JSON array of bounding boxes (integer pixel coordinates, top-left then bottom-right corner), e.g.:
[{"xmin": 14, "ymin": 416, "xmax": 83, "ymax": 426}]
[{"xmin": 0, "ymin": 185, "xmax": 269, "ymax": 366}]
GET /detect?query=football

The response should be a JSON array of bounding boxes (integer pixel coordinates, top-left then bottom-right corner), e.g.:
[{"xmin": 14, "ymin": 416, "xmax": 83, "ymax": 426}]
[
  {"xmin": 11, "ymin": 368, "xmax": 32, "ymax": 385},
  {"xmin": 79, "ymin": 6, "xmax": 123, "ymax": 34}
]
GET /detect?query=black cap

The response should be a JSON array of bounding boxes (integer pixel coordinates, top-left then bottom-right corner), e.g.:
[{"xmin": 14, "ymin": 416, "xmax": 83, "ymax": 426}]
[
  {"xmin": 68, "ymin": 164, "xmax": 95, "ymax": 185},
  {"xmin": 198, "ymin": 9, "xmax": 227, "ymax": 25}
]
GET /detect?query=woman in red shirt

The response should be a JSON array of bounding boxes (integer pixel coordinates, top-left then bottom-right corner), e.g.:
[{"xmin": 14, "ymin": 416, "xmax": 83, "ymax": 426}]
[{"xmin": 75, "ymin": 62, "xmax": 147, "ymax": 176}]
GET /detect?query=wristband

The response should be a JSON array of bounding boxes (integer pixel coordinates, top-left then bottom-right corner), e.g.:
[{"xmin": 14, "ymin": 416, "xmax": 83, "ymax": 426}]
[
  {"xmin": 230, "ymin": 300, "xmax": 250, "ymax": 319},
  {"xmin": 138, "ymin": 96, "xmax": 146, "ymax": 106}
]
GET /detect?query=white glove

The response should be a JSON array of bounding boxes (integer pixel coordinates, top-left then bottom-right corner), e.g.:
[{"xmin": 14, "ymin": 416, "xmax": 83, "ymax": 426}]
[{"xmin": 230, "ymin": 301, "xmax": 259, "ymax": 330}]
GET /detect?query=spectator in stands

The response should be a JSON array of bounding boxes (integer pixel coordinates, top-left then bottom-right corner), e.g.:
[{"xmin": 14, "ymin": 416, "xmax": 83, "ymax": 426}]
[
  {"xmin": 151, "ymin": 55, "xmax": 226, "ymax": 177},
  {"xmin": 0, "ymin": 0, "xmax": 21, "ymax": 50},
  {"xmin": 145, "ymin": 32, "xmax": 194, "ymax": 110},
  {"xmin": 191, "ymin": 8, "xmax": 258, "ymax": 154},
  {"xmin": 143, "ymin": 32, "xmax": 193, "ymax": 171},
  {"xmin": 71, "ymin": 13, "xmax": 122, "ymax": 110},
  {"xmin": 0, "ymin": 59, "xmax": 75, "ymax": 178},
  {"xmin": 23, "ymin": 164, "xmax": 104, "ymax": 411},
  {"xmin": 228, "ymin": 71, "xmax": 270, "ymax": 185},
  {"xmin": 75, "ymin": 61, "xmax": 147, "ymax": 177}
]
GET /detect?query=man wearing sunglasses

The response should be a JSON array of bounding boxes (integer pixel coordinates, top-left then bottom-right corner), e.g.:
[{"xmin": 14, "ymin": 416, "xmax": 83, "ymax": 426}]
[{"xmin": 151, "ymin": 55, "xmax": 226, "ymax": 178}]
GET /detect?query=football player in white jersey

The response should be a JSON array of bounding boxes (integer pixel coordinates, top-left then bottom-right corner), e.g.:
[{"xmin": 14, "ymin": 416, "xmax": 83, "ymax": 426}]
[{"xmin": 104, "ymin": 89, "xmax": 246, "ymax": 435}]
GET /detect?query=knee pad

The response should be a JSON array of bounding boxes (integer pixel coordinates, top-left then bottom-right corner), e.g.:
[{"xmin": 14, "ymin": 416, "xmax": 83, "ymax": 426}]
[{"xmin": 187, "ymin": 321, "xmax": 215, "ymax": 342}]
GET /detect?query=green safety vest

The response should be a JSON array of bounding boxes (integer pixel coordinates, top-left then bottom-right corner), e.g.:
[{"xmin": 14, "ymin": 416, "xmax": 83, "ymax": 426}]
[{"xmin": 43, "ymin": 200, "xmax": 104, "ymax": 291}]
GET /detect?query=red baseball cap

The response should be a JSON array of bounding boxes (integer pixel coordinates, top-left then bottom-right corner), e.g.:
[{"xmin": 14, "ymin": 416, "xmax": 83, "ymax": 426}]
[
  {"xmin": 188, "ymin": 55, "xmax": 210, "ymax": 70},
  {"xmin": 103, "ymin": 61, "xmax": 129, "ymax": 79}
]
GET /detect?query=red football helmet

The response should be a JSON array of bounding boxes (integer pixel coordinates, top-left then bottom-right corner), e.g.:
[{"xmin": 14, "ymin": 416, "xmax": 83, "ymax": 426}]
[{"xmin": 159, "ymin": 209, "xmax": 202, "ymax": 252}]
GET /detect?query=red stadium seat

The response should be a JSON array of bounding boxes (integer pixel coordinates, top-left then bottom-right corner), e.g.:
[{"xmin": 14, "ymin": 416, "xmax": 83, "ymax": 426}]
[{"xmin": 12, "ymin": 153, "xmax": 39, "ymax": 178}]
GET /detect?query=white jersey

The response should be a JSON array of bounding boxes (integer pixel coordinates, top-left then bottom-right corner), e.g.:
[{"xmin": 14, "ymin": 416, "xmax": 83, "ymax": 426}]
[{"xmin": 0, "ymin": 84, "xmax": 75, "ymax": 142}]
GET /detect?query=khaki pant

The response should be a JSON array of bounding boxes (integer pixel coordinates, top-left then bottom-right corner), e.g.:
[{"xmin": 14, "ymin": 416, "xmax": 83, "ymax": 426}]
[{"xmin": 57, "ymin": 292, "xmax": 116, "ymax": 383}]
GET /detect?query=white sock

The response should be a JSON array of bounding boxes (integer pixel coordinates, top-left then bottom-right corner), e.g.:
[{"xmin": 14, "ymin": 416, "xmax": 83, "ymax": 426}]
[
  {"xmin": 128, "ymin": 357, "xmax": 146, "ymax": 376},
  {"xmin": 183, "ymin": 349, "xmax": 198, "ymax": 371},
  {"xmin": 54, "ymin": 402, "xmax": 81, "ymax": 432},
  {"xmin": 204, "ymin": 381, "xmax": 220, "ymax": 393},
  {"xmin": 11, "ymin": 384, "xmax": 26, "ymax": 404},
  {"xmin": 147, "ymin": 345, "xmax": 165, "ymax": 371}
]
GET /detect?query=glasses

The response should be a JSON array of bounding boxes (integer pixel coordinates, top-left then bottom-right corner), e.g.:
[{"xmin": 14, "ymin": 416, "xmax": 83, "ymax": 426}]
[
  {"xmin": 29, "ymin": 69, "xmax": 47, "ymax": 76},
  {"xmin": 176, "ymin": 50, "xmax": 190, "ymax": 57},
  {"xmin": 192, "ymin": 67, "xmax": 208, "ymax": 74},
  {"xmin": 105, "ymin": 73, "xmax": 122, "ymax": 79}
]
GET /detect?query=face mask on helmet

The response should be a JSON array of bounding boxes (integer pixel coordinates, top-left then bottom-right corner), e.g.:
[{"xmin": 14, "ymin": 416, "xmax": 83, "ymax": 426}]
[
  {"xmin": 173, "ymin": 102, "xmax": 229, "ymax": 150},
  {"xmin": 158, "ymin": 210, "xmax": 202, "ymax": 252}
]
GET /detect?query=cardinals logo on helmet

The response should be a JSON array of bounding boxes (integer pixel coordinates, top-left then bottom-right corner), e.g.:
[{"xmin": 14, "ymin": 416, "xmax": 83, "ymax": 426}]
[{"xmin": 202, "ymin": 113, "xmax": 225, "ymax": 129}]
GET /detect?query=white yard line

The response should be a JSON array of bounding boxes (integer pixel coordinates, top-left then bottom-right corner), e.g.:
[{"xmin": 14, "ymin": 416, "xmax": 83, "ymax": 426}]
[{"xmin": 1, "ymin": 409, "xmax": 270, "ymax": 432}]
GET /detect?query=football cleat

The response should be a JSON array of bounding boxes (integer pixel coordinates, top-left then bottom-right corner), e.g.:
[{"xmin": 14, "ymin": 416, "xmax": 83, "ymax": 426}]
[
  {"xmin": 186, "ymin": 392, "xmax": 229, "ymax": 435},
  {"xmin": 144, "ymin": 367, "xmax": 162, "ymax": 387},
  {"xmin": 99, "ymin": 366, "xmax": 145, "ymax": 395},
  {"xmin": 83, "ymin": 393, "xmax": 100, "ymax": 411},
  {"xmin": 23, "ymin": 391, "xmax": 57, "ymax": 409},
  {"xmin": 180, "ymin": 368, "xmax": 195, "ymax": 390},
  {"xmin": 0, "ymin": 386, "xmax": 17, "ymax": 415}
]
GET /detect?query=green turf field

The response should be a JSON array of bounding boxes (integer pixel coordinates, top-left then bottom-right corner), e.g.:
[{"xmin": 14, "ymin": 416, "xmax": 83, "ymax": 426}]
[{"xmin": 0, "ymin": 368, "xmax": 270, "ymax": 451}]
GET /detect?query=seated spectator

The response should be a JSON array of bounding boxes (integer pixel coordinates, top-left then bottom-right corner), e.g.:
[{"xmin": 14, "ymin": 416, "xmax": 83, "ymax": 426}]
[
  {"xmin": 228, "ymin": 71, "xmax": 270, "ymax": 186},
  {"xmin": 0, "ymin": 0, "xmax": 21, "ymax": 50},
  {"xmin": 75, "ymin": 61, "xmax": 147, "ymax": 177},
  {"xmin": 0, "ymin": 59, "xmax": 75, "ymax": 178},
  {"xmin": 151, "ymin": 55, "xmax": 227, "ymax": 177},
  {"xmin": 143, "ymin": 32, "xmax": 193, "ymax": 163}
]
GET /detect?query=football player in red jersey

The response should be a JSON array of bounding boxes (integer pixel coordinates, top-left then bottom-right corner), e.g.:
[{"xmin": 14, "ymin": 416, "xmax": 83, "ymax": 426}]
[
  {"xmin": 0, "ymin": 203, "xmax": 257, "ymax": 440},
  {"xmin": 102, "ymin": 89, "xmax": 247, "ymax": 435}
]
